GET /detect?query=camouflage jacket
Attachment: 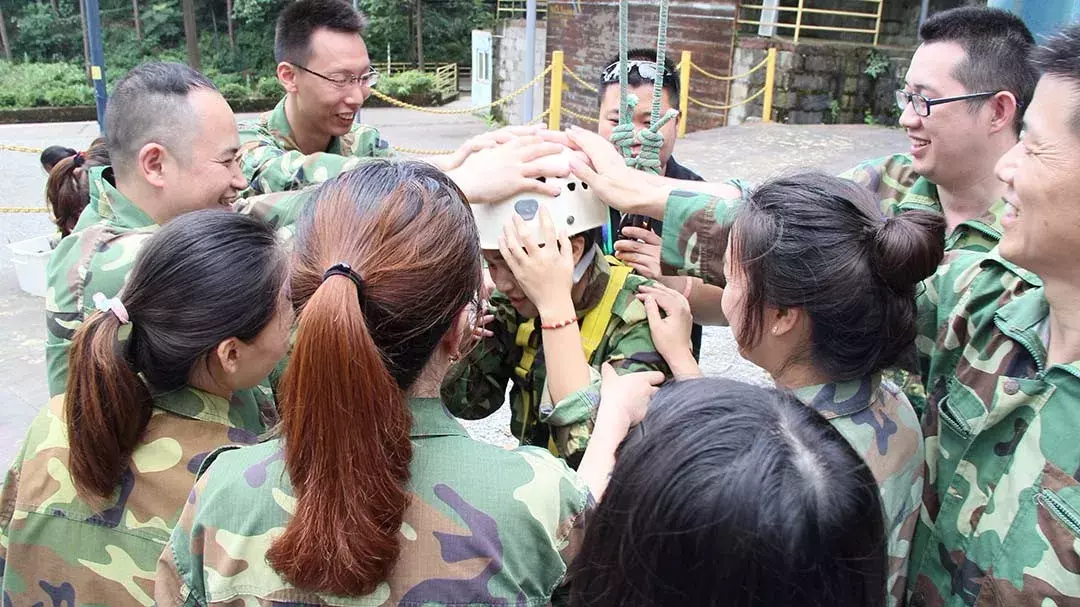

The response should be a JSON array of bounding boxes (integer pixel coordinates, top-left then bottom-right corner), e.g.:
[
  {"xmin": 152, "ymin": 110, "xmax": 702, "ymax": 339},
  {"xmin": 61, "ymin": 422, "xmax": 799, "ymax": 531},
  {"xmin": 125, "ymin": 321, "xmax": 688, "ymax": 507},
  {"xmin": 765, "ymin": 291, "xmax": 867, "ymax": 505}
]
[
  {"xmin": 0, "ymin": 387, "xmax": 265, "ymax": 606},
  {"xmin": 237, "ymin": 97, "xmax": 393, "ymax": 197},
  {"xmin": 839, "ymin": 154, "xmax": 1006, "ymax": 254},
  {"xmin": 44, "ymin": 166, "xmax": 159, "ymax": 397},
  {"xmin": 155, "ymin": 397, "xmax": 592, "ymax": 606},
  {"xmin": 793, "ymin": 374, "xmax": 925, "ymax": 606},
  {"xmin": 42, "ymin": 167, "xmax": 288, "ymax": 416},
  {"xmin": 906, "ymin": 250, "xmax": 1080, "ymax": 605},
  {"xmin": 441, "ymin": 250, "xmax": 671, "ymax": 467}
]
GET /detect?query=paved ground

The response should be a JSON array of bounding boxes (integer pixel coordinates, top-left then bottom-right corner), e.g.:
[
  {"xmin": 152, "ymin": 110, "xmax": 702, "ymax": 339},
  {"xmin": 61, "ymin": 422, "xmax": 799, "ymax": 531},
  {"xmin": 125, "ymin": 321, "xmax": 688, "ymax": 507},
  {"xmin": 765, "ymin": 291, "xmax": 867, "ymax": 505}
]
[{"xmin": 0, "ymin": 98, "xmax": 908, "ymax": 461}]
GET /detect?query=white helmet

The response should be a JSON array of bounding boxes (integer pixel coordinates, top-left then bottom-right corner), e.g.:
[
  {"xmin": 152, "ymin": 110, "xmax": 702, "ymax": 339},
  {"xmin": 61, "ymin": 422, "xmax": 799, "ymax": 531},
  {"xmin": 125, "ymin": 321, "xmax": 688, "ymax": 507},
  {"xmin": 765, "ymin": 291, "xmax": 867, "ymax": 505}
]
[{"xmin": 470, "ymin": 173, "xmax": 610, "ymax": 250}]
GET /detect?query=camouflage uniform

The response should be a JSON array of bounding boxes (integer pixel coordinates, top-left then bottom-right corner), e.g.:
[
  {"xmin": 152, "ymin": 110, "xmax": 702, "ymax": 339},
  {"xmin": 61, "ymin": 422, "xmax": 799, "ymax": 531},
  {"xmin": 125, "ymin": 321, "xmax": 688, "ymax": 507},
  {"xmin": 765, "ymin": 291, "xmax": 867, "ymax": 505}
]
[
  {"xmin": 43, "ymin": 166, "xmax": 300, "ymax": 408},
  {"xmin": 907, "ymin": 250, "xmax": 1080, "ymax": 605},
  {"xmin": 154, "ymin": 397, "xmax": 592, "ymax": 606},
  {"xmin": 657, "ymin": 190, "xmax": 927, "ymax": 605},
  {"xmin": 442, "ymin": 249, "xmax": 671, "ymax": 468},
  {"xmin": 45, "ymin": 166, "xmax": 160, "ymax": 397},
  {"xmin": 840, "ymin": 154, "xmax": 1008, "ymax": 414},
  {"xmin": 0, "ymin": 387, "xmax": 265, "ymax": 606},
  {"xmin": 794, "ymin": 375, "xmax": 925, "ymax": 606},
  {"xmin": 237, "ymin": 97, "xmax": 394, "ymax": 197}
]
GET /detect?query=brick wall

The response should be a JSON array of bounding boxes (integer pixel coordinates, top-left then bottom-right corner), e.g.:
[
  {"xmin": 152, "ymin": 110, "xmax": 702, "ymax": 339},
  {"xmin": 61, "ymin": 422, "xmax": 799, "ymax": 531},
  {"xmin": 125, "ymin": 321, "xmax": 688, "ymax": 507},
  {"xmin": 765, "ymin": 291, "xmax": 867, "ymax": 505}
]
[
  {"xmin": 727, "ymin": 37, "xmax": 909, "ymax": 126},
  {"xmin": 544, "ymin": 0, "xmax": 738, "ymax": 133},
  {"xmin": 492, "ymin": 19, "xmax": 548, "ymax": 124}
]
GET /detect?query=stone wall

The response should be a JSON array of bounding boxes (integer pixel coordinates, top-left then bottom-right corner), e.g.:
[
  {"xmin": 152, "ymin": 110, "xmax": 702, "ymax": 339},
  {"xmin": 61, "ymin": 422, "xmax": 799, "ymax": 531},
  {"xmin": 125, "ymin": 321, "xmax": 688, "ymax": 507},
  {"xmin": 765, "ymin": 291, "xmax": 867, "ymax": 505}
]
[
  {"xmin": 727, "ymin": 37, "xmax": 909, "ymax": 126},
  {"xmin": 492, "ymin": 18, "xmax": 548, "ymax": 124},
  {"xmin": 544, "ymin": 0, "xmax": 738, "ymax": 133}
]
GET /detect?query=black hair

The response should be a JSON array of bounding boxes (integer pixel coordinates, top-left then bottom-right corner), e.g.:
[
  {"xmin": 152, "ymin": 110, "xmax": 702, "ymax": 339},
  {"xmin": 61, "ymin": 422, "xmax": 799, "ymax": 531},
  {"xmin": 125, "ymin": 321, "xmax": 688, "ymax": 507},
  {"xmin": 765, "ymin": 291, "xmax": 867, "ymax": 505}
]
[
  {"xmin": 45, "ymin": 137, "xmax": 109, "ymax": 237},
  {"xmin": 40, "ymin": 146, "xmax": 77, "ymax": 172},
  {"xmin": 919, "ymin": 6, "xmax": 1037, "ymax": 134},
  {"xmin": 731, "ymin": 172, "xmax": 944, "ymax": 381},
  {"xmin": 104, "ymin": 62, "xmax": 218, "ymax": 179},
  {"xmin": 597, "ymin": 48, "xmax": 679, "ymax": 107},
  {"xmin": 275, "ymin": 0, "xmax": 367, "ymax": 65},
  {"xmin": 66, "ymin": 210, "xmax": 287, "ymax": 498},
  {"xmin": 1030, "ymin": 22, "xmax": 1080, "ymax": 136},
  {"xmin": 570, "ymin": 378, "xmax": 887, "ymax": 607}
]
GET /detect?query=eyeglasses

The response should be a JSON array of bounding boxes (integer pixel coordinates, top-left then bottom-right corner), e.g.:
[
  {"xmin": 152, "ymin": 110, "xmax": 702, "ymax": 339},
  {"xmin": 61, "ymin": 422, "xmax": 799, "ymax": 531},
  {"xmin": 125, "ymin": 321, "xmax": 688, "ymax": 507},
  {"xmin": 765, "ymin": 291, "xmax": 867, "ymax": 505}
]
[
  {"xmin": 290, "ymin": 63, "xmax": 380, "ymax": 89},
  {"xmin": 601, "ymin": 60, "xmax": 666, "ymax": 84},
  {"xmin": 894, "ymin": 89, "xmax": 1000, "ymax": 117}
]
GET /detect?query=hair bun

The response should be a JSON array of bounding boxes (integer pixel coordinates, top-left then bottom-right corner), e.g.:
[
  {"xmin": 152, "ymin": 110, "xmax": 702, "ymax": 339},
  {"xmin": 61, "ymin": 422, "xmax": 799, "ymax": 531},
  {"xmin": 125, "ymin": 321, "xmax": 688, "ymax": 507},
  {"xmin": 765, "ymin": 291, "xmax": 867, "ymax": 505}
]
[{"xmin": 870, "ymin": 211, "xmax": 946, "ymax": 293}]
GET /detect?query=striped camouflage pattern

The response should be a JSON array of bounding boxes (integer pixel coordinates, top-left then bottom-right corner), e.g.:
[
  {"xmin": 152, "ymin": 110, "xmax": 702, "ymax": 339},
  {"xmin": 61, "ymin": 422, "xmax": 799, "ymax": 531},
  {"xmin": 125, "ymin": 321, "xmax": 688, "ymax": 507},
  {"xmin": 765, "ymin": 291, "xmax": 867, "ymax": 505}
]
[
  {"xmin": 0, "ymin": 388, "xmax": 266, "ymax": 606},
  {"xmin": 155, "ymin": 397, "xmax": 592, "ymax": 606},
  {"xmin": 909, "ymin": 250, "xmax": 1080, "ymax": 605},
  {"xmin": 237, "ymin": 97, "xmax": 393, "ymax": 197},
  {"xmin": 441, "ymin": 249, "xmax": 671, "ymax": 467},
  {"xmin": 794, "ymin": 374, "xmax": 925, "ymax": 605}
]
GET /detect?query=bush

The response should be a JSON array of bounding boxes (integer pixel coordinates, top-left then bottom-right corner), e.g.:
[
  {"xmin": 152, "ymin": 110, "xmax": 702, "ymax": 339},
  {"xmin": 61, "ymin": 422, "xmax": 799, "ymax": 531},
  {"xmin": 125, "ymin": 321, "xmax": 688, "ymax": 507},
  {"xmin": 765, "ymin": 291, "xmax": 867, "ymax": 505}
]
[
  {"xmin": 44, "ymin": 85, "xmax": 94, "ymax": 107},
  {"xmin": 256, "ymin": 76, "xmax": 285, "ymax": 99},
  {"xmin": 376, "ymin": 70, "xmax": 439, "ymax": 103},
  {"xmin": 0, "ymin": 61, "xmax": 93, "ymax": 108},
  {"xmin": 219, "ymin": 82, "xmax": 252, "ymax": 102}
]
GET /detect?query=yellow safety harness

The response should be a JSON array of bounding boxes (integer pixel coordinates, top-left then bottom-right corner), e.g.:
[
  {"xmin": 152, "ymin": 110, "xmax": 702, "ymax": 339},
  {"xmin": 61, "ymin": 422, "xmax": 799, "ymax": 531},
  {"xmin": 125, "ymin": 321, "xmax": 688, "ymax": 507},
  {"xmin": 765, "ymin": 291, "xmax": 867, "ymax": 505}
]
[{"xmin": 513, "ymin": 256, "xmax": 633, "ymax": 455}]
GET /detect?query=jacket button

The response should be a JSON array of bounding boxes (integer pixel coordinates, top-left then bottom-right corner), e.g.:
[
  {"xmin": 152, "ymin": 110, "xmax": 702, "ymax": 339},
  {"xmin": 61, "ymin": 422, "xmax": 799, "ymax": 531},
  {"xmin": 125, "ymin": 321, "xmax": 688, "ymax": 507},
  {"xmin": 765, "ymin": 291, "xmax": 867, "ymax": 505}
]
[{"xmin": 1003, "ymin": 378, "xmax": 1020, "ymax": 395}]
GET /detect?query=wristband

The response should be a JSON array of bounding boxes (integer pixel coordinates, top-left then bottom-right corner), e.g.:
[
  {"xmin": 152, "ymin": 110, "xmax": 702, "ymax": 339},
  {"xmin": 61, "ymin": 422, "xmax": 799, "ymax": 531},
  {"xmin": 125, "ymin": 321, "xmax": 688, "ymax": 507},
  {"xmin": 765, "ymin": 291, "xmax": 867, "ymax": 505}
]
[{"xmin": 541, "ymin": 316, "xmax": 579, "ymax": 330}]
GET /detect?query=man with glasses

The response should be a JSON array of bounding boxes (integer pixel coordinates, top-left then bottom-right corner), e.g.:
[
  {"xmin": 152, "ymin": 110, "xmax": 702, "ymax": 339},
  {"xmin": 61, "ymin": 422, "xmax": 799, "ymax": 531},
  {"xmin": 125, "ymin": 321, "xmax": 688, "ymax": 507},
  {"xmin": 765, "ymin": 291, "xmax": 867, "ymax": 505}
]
[
  {"xmin": 236, "ymin": 0, "xmax": 392, "ymax": 195},
  {"xmin": 841, "ymin": 6, "xmax": 1036, "ymax": 254}
]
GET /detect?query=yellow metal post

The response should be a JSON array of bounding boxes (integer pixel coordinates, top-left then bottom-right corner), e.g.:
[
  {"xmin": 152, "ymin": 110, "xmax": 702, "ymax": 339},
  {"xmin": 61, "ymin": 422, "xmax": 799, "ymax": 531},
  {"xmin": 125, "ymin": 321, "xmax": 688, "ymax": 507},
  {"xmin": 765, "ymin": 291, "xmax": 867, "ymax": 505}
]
[
  {"xmin": 873, "ymin": 0, "xmax": 884, "ymax": 46},
  {"xmin": 678, "ymin": 50, "xmax": 691, "ymax": 138},
  {"xmin": 548, "ymin": 50, "xmax": 565, "ymax": 130},
  {"xmin": 794, "ymin": 0, "xmax": 805, "ymax": 44},
  {"xmin": 762, "ymin": 48, "xmax": 777, "ymax": 123}
]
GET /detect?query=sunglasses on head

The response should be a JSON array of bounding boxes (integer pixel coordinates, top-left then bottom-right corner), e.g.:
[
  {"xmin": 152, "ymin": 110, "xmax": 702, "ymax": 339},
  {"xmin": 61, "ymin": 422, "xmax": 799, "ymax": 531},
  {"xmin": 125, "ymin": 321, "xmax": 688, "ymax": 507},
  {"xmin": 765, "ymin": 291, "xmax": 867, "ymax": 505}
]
[{"xmin": 601, "ymin": 60, "xmax": 665, "ymax": 84}]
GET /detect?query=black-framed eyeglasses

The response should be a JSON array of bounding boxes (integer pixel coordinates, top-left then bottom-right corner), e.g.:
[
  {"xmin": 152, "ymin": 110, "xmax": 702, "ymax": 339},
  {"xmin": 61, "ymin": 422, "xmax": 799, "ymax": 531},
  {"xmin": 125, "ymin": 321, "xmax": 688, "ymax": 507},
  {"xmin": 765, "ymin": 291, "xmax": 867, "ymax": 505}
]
[
  {"xmin": 601, "ymin": 60, "xmax": 665, "ymax": 84},
  {"xmin": 290, "ymin": 63, "xmax": 380, "ymax": 89},
  {"xmin": 894, "ymin": 89, "xmax": 1000, "ymax": 117}
]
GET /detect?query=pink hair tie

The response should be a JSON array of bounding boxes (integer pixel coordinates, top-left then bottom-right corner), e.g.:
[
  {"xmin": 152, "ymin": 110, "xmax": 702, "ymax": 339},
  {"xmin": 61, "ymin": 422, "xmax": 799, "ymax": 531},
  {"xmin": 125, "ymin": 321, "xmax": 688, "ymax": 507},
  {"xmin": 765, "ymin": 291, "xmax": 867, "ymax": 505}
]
[{"xmin": 92, "ymin": 292, "xmax": 130, "ymax": 325}]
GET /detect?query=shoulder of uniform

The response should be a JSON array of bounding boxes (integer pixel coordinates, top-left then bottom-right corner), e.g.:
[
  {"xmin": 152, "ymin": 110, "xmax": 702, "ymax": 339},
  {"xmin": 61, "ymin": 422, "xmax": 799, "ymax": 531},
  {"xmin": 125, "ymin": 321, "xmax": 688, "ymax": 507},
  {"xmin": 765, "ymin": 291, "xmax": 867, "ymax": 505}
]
[
  {"xmin": 194, "ymin": 439, "xmax": 278, "ymax": 483},
  {"xmin": 842, "ymin": 153, "xmax": 916, "ymax": 182},
  {"xmin": 612, "ymin": 271, "xmax": 651, "ymax": 324}
]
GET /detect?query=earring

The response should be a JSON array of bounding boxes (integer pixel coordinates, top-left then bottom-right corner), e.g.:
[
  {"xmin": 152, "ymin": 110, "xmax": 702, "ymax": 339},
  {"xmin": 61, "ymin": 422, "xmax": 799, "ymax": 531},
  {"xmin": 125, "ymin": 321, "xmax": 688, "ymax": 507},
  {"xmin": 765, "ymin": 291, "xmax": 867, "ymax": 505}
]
[
  {"xmin": 449, "ymin": 354, "xmax": 460, "ymax": 364},
  {"xmin": 771, "ymin": 326, "xmax": 778, "ymax": 335}
]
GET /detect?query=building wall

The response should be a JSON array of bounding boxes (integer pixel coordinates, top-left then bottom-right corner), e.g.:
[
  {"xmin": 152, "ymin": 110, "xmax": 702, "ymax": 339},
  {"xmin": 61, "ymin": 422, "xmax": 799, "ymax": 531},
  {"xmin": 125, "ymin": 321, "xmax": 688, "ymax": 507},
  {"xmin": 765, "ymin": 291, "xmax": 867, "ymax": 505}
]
[
  {"xmin": 543, "ymin": 0, "xmax": 738, "ymax": 133},
  {"xmin": 727, "ymin": 37, "xmax": 908, "ymax": 126},
  {"xmin": 492, "ymin": 18, "xmax": 548, "ymax": 125}
]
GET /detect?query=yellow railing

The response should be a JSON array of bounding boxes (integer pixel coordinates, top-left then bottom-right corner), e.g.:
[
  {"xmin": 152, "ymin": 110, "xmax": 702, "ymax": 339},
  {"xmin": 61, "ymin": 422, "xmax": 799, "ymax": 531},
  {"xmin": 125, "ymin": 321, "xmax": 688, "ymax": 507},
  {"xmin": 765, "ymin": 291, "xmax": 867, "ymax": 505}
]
[
  {"xmin": 738, "ymin": 0, "xmax": 884, "ymax": 46},
  {"xmin": 496, "ymin": 0, "xmax": 547, "ymax": 17},
  {"xmin": 378, "ymin": 61, "xmax": 459, "ymax": 98}
]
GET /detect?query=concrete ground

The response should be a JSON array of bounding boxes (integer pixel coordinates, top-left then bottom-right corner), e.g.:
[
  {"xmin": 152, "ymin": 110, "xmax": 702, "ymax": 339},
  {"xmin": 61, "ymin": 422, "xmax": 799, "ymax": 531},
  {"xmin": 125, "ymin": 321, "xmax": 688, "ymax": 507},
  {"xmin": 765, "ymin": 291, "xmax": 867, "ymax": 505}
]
[{"xmin": 0, "ymin": 97, "xmax": 909, "ymax": 462}]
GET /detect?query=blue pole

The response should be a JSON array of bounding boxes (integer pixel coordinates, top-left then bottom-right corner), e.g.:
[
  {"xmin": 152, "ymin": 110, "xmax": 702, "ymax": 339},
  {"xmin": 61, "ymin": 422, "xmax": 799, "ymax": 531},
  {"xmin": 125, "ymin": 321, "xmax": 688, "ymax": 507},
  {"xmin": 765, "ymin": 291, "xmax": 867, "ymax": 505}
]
[
  {"xmin": 84, "ymin": 0, "xmax": 107, "ymax": 132},
  {"xmin": 522, "ymin": 0, "xmax": 537, "ymax": 123}
]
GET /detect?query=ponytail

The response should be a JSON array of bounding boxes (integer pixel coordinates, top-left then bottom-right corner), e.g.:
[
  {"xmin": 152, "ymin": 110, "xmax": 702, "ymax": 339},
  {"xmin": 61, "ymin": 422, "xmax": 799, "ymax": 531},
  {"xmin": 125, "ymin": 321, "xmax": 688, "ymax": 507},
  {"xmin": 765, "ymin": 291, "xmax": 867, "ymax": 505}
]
[
  {"xmin": 45, "ymin": 155, "xmax": 90, "ymax": 237},
  {"xmin": 267, "ymin": 275, "xmax": 413, "ymax": 595},
  {"xmin": 65, "ymin": 310, "xmax": 152, "ymax": 499}
]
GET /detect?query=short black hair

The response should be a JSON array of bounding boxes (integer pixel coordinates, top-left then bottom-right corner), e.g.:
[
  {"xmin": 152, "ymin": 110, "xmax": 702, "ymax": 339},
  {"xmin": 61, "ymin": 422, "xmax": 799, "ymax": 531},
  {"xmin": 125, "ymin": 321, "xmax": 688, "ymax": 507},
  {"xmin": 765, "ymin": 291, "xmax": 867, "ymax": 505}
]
[
  {"xmin": 919, "ymin": 6, "xmax": 1037, "ymax": 134},
  {"xmin": 570, "ymin": 378, "xmax": 887, "ymax": 607},
  {"xmin": 275, "ymin": 0, "xmax": 366, "ymax": 65},
  {"xmin": 1030, "ymin": 21, "xmax": 1080, "ymax": 136},
  {"xmin": 40, "ymin": 146, "xmax": 77, "ymax": 172},
  {"xmin": 597, "ymin": 48, "xmax": 679, "ymax": 107},
  {"xmin": 104, "ymin": 62, "xmax": 218, "ymax": 179},
  {"xmin": 731, "ymin": 172, "xmax": 945, "ymax": 381}
]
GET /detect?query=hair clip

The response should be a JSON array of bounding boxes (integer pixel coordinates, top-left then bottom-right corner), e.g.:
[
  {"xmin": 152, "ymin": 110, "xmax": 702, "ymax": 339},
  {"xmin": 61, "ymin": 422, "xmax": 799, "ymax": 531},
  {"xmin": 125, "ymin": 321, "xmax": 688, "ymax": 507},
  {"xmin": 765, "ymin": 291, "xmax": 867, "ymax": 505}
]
[{"xmin": 92, "ymin": 292, "xmax": 130, "ymax": 324}]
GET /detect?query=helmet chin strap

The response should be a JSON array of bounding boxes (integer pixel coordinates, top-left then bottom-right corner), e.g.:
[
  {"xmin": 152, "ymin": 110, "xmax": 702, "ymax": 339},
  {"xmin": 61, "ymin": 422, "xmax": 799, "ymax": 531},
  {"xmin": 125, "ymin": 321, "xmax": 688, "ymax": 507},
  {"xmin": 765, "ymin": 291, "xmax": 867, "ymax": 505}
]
[{"xmin": 572, "ymin": 245, "xmax": 598, "ymax": 283}]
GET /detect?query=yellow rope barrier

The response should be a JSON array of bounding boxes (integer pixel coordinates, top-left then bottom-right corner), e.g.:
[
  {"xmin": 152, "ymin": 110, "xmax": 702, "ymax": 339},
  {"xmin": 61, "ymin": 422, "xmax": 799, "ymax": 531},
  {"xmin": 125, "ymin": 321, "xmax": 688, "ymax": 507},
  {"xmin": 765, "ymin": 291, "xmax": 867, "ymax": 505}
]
[
  {"xmin": 562, "ymin": 108, "xmax": 599, "ymax": 124},
  {"xmin": 0, "ymin": 144, "xmax": 45, "ymax": 154},
  {"xmin": 691, "ymin": 56, "xmax": 770, "ymax": 82},
  {"xmin": 527, "ymin": 109, "xmax": 552, "ymax": 125},
  {"xmin": 370, "ymin": 65, "xmax": 553, "ymax": 115},
  {"xmin": 563, "ymin": 67, "xmax": 598, "ymax": 94},
  {"xmin": 687, "ymin": 86, "xmax": 766, "ymax": 111},
  {"xmin": 0, "ymin": 207, "xmax": 49, "ymax": 213}
]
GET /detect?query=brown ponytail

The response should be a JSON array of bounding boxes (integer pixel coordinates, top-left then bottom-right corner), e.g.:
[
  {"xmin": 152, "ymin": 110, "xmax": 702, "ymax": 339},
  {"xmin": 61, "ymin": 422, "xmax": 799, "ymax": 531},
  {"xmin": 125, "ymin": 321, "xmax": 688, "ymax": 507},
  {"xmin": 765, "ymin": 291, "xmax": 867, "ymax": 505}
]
[
  {"xmin": 66, "ymin": 310, "xmax": 152, "ymax": 499},
  {"xmin": 266, "ymin": 160, "xmax": 483, "ymax": 595},
  {"xmin": 45, "ymin": 138, "xmax": 108, "ymax": 237}
]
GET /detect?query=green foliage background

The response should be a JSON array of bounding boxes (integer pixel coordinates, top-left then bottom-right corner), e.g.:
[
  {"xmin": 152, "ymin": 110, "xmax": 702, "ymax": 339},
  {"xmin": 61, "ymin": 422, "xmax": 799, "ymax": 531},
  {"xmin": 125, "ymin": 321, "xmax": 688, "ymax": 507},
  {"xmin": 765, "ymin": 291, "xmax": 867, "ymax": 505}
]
[{"xmin": 0, "ymin": 0, "xmax": 492, "ymax": 107}]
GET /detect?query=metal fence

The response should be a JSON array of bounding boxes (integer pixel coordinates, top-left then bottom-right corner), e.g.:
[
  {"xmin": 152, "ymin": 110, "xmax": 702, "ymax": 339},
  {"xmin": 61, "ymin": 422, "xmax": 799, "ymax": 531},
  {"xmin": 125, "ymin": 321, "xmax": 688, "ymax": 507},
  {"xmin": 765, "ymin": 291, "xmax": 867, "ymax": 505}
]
[{"xmin": 738, "ymin": 0, "xmax": 885, "ymax": 46}]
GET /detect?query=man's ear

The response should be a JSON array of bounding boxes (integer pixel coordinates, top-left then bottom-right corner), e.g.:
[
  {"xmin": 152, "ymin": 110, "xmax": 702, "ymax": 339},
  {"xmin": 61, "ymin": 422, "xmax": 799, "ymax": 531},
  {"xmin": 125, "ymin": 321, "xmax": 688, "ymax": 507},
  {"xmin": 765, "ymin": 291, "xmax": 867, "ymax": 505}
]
[
  {"xmin": 277, "ymin": 62, "xmax": 299, "ymax": 94},
  {"xmin": 987, "ymin": 90, "xmax": 1020, "ymax": 135},
  {"xmin": 136, "ymin": 143, "xmax": 169, "ymax": 189}
]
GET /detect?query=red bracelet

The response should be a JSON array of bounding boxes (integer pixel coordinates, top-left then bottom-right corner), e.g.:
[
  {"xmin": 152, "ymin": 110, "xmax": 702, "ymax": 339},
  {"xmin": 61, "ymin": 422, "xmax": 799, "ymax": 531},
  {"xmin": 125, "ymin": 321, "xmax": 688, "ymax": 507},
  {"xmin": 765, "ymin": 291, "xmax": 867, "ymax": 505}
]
[{"xmin": 541, "ymin": 316, "xmax": 578, "ymax": 330}]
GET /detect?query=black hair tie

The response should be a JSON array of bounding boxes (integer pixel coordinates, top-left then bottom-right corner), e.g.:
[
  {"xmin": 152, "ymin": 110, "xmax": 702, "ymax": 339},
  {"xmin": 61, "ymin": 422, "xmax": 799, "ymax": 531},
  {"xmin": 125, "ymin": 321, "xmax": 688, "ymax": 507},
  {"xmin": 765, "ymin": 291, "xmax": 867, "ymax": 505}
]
[{"xmin": 322, "ymin": 262, "xmax": 365, "ymax": 300}]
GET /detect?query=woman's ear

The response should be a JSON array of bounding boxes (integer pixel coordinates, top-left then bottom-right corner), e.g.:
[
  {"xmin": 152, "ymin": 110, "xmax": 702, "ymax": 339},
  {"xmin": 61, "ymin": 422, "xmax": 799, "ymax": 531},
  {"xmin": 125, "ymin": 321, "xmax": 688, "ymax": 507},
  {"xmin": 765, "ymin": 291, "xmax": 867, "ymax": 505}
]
[
  {"xmin": 767, "ymin": 306, "xmax": 802, "ymax": 338},
  {"xmin": 442, "ymin": 306, "xmax": 473, "ymax": 360},
  {"xmin": 214, "ymin": 337, "xmax": 242, "ymax": 375}
]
